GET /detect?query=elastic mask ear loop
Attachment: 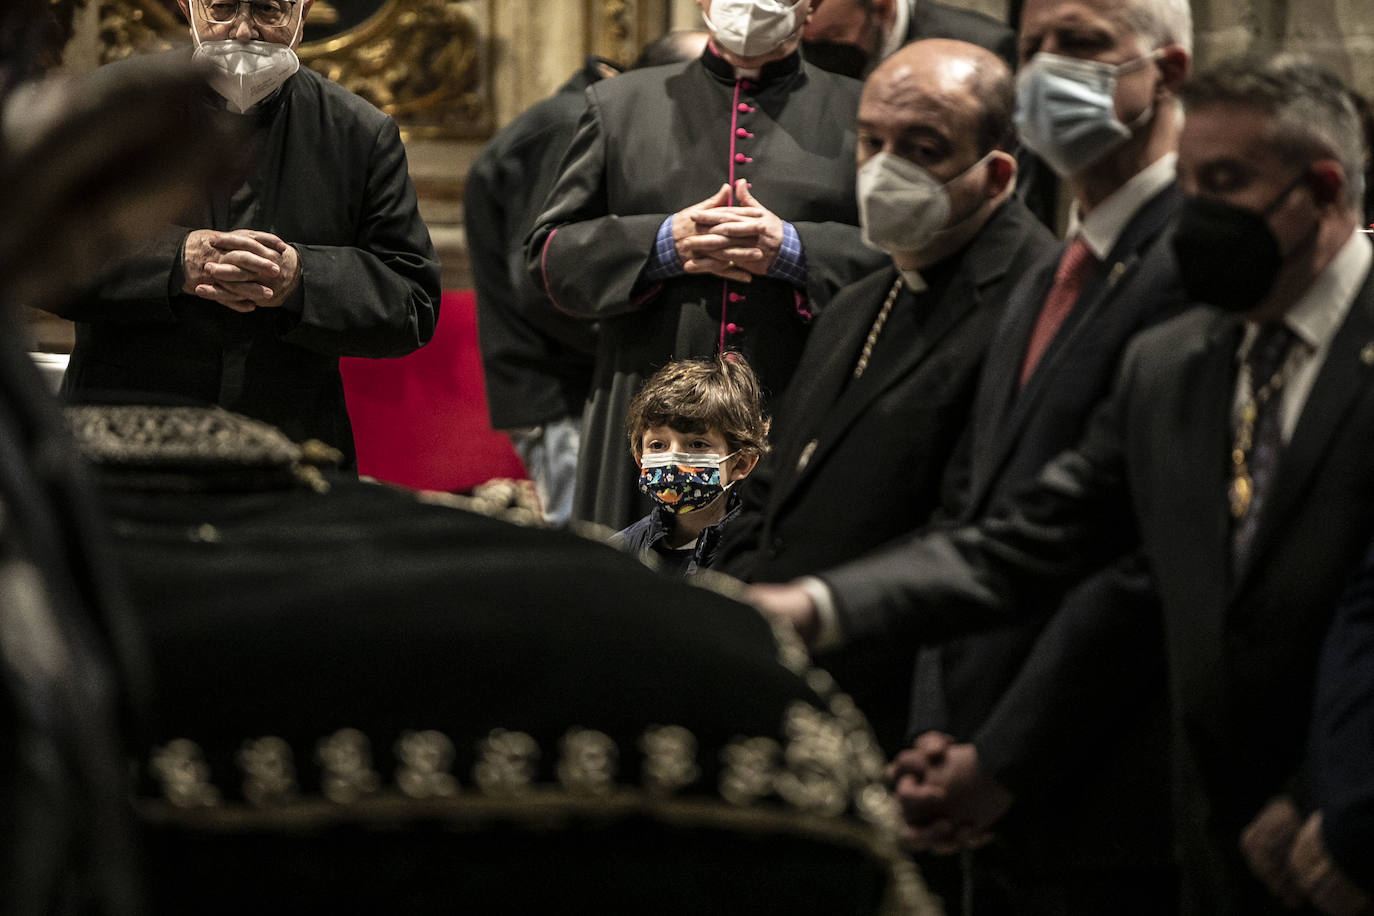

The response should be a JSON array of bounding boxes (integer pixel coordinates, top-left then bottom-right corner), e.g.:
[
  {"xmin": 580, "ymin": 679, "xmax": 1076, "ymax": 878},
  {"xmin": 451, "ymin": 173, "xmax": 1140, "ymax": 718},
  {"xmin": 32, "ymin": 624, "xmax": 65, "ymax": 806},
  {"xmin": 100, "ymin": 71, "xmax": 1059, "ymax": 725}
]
[
  {"xmin": 189, "ymin": 2, "xmax": 204, "ymax": 46},
  {"xmin": 947, "ymin": 149, "xmax": 996, "ymax": 189},
  {"xmin": 1119, "ymin": 49, "xmax": 1166, "ymax": 133},
  {"xmin": 720, "ymin": 450, "xmax": 743, "ymax": 491},
  {"xmin": 1264, "ymin": 169, "xmax": 1323, "ymax": 262},
  {"xmin": 287, "ymin": 1, "xmax": 303, "ymax": 48},
  {"xmin": 928, "ymin": 150, "xmax": 997, "ymax": 241},
  {"xmin": 1262, "ymin": 170, "xmax": 1314, "ymax": 219}
]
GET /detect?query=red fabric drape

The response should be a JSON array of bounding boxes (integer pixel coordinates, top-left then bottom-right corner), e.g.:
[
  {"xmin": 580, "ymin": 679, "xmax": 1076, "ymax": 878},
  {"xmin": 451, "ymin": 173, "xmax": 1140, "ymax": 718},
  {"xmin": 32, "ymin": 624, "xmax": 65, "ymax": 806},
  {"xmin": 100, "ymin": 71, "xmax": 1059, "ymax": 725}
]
[{"xmin": 340, "ymin": 290, "xmax": 527, "ymax": 492}]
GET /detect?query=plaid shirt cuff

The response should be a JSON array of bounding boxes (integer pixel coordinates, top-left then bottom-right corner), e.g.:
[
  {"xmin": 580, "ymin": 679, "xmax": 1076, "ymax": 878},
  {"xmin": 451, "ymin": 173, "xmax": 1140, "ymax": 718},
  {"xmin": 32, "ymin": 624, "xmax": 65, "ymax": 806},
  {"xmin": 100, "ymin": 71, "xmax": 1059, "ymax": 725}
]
[
  {"xmin": 642, "ymin": 216, "xmax": 685, "ymax": 282},
  {"xmin": 765, "ymin": 221, "xmax": 807, "ymax": 287}
]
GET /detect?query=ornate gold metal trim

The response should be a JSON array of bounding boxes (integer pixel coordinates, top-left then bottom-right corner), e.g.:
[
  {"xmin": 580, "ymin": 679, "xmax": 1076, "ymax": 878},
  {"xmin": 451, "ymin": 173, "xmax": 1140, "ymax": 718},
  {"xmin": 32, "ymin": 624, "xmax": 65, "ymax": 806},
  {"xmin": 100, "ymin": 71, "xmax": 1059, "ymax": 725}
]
[
  {"xmin": 582, "ymin": 0, "xmax": 671, "ymax": 69},
  {"xmin": 297, "ymin": 0, "xmax": 490, "ymax": 140}
]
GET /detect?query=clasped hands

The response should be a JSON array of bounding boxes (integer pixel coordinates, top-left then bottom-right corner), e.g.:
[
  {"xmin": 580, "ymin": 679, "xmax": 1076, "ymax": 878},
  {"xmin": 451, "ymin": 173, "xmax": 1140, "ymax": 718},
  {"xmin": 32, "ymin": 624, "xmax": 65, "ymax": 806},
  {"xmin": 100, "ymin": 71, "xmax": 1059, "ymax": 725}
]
[
  {"xmin": 183, "ymin": 228, "xmax": 300, "ymax": 313},
  {"xmin": 1241, "ymin": 795, "xmax": 1372, "ymax": 915},
  {"xmin": 744, "ymin": 590, "xmax": 1015, "ymax": 851},
  {"xmin": 886, "ymin": 731, "xmax": 1015, "ymax": 855},
  {"xmin": 672, "ymin": 179, "xmax": 785, "ymax": 284}
]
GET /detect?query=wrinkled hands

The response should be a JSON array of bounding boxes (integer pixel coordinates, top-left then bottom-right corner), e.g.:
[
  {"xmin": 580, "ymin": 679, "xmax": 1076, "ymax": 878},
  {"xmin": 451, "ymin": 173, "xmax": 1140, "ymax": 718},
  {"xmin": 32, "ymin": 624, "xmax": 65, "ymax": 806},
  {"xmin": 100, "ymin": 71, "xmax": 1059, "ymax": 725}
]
[
  {"xmin": 183, "ymin": 228, "xmax": 300, "ymax": 313},
  {"xmin": 887, "ymin": 732, "xmax": 1014, "ymax": 854},
  {"xmin": 672, "ymin": 180, "xmax": 785, "ymax": 284},
  {"xmin": 1241, "ymin": 796, "xmax": 1372, "ymax": 915}
]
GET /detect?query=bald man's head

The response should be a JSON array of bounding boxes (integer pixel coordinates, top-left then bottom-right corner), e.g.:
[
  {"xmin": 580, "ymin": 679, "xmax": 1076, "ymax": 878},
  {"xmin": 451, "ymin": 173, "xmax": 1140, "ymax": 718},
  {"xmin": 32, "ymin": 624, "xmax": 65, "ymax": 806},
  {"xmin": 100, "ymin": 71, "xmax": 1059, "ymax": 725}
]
[
  {"xmin": 855, "ymin": 38, "xmax": 1018, "ymax": 266},
  {"xmin": 865, "ymin": 38, "xmax": 1014, "ymax": 156}
]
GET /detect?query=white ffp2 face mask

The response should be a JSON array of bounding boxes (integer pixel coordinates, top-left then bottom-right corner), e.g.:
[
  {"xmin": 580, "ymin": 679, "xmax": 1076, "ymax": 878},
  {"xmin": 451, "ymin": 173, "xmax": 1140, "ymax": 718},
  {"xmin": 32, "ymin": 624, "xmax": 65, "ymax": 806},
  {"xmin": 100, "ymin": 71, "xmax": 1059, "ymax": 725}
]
[
  {"xmin": 190, "ymin": 10, "xmax": 302, "ymax": 113},
  {"xmin": 856, "ymin": 151, "xmax": 992, "ymax": 255},
  {"xmin": 702, "ymin": 0, "xmax": 806, "ymax": 59}
]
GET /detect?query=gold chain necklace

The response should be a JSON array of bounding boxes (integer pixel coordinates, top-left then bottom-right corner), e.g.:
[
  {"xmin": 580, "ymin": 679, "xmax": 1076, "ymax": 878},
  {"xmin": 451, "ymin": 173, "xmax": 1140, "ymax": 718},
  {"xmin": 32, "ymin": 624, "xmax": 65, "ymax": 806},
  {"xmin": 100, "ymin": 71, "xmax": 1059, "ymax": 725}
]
[
  {"xmin": 1228, "ymin": 339, "xmax": 1305, "ymax": 519},
  {"xmin": 853, "ymin": 276, "xmax": 904, "ymax": 379}
]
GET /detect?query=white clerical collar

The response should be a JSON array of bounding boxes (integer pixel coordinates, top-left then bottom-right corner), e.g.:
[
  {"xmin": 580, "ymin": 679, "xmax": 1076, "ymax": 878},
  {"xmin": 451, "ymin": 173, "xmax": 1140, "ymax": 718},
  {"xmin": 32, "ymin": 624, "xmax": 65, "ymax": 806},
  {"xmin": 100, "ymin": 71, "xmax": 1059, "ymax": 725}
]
[{"xmin": 900, "ymin": 268, "xmax": 927, "ymax": 292}]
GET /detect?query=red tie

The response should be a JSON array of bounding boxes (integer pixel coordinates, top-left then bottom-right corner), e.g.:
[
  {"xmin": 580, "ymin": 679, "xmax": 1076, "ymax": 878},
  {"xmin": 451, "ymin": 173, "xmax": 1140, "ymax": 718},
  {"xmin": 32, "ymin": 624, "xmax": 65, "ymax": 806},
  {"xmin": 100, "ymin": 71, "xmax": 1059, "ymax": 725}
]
[{"xmin": 1018, "ymin": 237, "xmax": 1098, "ymax": 387}]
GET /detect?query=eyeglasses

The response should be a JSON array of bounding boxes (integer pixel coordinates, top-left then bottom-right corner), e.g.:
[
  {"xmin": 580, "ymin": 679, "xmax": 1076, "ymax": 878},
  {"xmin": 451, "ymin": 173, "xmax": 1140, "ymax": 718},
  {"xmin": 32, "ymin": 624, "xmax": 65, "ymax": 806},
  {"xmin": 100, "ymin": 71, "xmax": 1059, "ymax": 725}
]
[{"xmin": 198, "ymin": 0, "xmax": 299, "ymax": 28}]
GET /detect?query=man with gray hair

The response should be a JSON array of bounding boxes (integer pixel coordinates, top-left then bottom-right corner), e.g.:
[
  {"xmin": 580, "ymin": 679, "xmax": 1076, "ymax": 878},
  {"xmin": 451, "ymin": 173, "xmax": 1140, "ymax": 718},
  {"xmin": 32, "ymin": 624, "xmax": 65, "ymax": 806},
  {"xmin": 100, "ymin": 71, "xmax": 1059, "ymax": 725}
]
[{"xmin": 755, "ymin": 53, "xmax": 1374, "ymax": 915}]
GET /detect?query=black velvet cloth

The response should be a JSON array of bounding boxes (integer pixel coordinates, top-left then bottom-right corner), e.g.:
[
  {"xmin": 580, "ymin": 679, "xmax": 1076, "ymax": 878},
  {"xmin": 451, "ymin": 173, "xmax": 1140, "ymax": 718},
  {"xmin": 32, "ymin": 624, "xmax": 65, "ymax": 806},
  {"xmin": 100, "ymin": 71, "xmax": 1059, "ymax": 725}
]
[{"xmin": 76, "ymin": 413, "xmax": 921, "ymax": 913}]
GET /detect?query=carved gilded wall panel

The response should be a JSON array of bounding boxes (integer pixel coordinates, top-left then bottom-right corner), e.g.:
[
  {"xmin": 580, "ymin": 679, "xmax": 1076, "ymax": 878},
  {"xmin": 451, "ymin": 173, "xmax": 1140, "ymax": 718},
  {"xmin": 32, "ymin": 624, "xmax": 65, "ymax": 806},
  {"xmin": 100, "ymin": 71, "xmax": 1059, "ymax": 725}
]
[
  {"xmin": 583, "ymin": 0, "xmax": 669, "ymax": 67},
  {"xmin": 94, "ymin": 0, "xmax": 493, "ymax": 139}
]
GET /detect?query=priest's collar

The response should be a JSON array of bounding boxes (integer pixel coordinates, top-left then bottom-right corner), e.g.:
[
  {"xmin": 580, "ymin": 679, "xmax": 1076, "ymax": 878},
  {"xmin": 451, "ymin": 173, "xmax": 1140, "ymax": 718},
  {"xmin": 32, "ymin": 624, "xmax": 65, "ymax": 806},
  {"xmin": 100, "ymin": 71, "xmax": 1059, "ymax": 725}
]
[
  {"xmin": 700, "ymin": 42, "xmax": 803, "ymax": 84},
  {"xmin": 899, "ymin": 269, "xmax": 927, "ymax": 293},
  {"xmin": 897, "ymin": 238, "xmax": 967, "ymax": 294}
]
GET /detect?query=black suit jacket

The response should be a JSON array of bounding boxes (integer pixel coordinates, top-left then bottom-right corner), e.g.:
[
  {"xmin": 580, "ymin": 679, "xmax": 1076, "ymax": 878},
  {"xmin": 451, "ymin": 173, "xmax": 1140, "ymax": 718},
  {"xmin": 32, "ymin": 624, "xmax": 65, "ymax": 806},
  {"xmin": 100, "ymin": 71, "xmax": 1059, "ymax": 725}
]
[
  {"xmin": 719, "ymin": 198, "xmax": 1054, "ymax": 584},
  {"xmin": 715, "ymin": 199, "xmax": 1053, "ymax": 754},
  {"xmin": 823, "ymin": 245, "xmax": 1374, "ymax": 913},
  {"xmin": 1309, "ymin": 536, "xmax": 1374, "ymax": 896},
  {"xmin": 907, "ymin": 185, "xmax": 1186, "ymax": 873}
]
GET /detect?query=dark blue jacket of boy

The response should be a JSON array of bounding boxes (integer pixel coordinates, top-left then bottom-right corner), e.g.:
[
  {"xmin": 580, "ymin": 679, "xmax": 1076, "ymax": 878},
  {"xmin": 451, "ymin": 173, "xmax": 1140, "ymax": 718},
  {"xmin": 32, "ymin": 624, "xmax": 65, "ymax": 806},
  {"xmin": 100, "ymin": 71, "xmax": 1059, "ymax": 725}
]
[{"xmin": 612, "ymin": 493, "xmax": 743, "ymax": 577}]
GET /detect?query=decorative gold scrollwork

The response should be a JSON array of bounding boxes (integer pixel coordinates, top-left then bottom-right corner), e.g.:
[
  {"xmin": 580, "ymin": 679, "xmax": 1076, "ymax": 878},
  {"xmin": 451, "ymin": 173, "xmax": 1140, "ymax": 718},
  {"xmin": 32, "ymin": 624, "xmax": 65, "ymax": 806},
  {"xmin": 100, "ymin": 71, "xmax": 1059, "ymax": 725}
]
[
  {"xmin": 150, "ymin": 738, "xmax": 221, "ymax": 808},
  {"xmin": 237, "ymin": 736, "xmax": 299, "ymax": 807},
  {"xmin": 395, "ymin": 729, "xmax": 459, "ymax": 798},
  {"xmin": 474, "ymin": 728, "xmax": 539, "ymax": 796},
  {"xmin": 316, "ymin": 728, "xmax": 381, "ymax": 803},
  {"xmin": 719, "ymin": 735, "xmax": 780, "ymax": 807},
  {"xmin": 855, "ymin": 782, "xmax": 905, "ymax": 834},
  {"xmin": 96, "ymin": 0, "xmax": 183, "ymax": 63},
  {"xmin": 640, "ymin": 724, "xmax": 699, "ymax": 796},
  {"xmin": 298, "ymin": 0, "xmax": 488, "ymax": 139},
  {"xmin": 556, "ymin": 727, "xmax": 618, "ymax": 795},
  {"xmin": 775, "ymin": 702, "xmax": 850, "ymax": 817},
  {"xmin": 766, "ymin": 613, "xmax": 811, "ymax": 677}
]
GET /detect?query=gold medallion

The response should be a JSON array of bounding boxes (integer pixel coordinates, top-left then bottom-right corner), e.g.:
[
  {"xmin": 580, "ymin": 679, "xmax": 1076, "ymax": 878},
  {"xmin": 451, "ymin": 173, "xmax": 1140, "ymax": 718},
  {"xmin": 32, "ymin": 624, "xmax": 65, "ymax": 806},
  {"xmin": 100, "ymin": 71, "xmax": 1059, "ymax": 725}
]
[{"xmin": 1229, "ymin": 475, "xmax": 1252, "ymax": 519}]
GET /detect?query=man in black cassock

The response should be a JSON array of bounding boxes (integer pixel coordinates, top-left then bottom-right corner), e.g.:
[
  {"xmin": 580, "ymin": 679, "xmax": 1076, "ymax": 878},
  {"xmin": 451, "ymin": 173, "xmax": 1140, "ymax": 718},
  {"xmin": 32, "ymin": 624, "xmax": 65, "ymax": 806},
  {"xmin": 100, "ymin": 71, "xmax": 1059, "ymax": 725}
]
[
  {"xmin": 50, "ymin": 0, "xmax": 441, "ymax": 466},
  {"xmin": 466, "ymin": 33, "xmax": 707, "ymax": 527},
  {"xmin": 527, "ymin": 0, "xmax": 885, "ymax": 532}
]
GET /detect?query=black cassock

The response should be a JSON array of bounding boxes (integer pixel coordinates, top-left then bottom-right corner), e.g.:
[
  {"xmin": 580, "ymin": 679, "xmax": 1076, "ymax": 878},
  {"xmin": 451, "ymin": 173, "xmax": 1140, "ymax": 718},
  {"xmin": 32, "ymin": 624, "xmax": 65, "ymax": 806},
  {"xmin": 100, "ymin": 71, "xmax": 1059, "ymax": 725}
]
[
  {"xmin": 529, "ymin": 47, "xmax": 884, "ymax": 531},
  {"xmin": 55, "ymin": 57, "xmax": 441, "ymax": 465},
  {"xmin": 465, "ymin": 57, "xmax": 610, "ymax": 433}
]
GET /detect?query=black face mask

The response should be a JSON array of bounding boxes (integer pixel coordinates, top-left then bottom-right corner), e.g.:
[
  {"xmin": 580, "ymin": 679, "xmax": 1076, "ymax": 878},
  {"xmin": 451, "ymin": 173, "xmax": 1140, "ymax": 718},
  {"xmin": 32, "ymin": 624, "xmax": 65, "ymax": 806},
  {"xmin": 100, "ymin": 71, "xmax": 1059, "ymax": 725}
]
[
  {"xmin": 1172, "ymin": 172, "xmax": 1314, "ymax": 313},
  {"xmin": 801, "ymin": 40, "xmax": 869, "ymax": 79}
]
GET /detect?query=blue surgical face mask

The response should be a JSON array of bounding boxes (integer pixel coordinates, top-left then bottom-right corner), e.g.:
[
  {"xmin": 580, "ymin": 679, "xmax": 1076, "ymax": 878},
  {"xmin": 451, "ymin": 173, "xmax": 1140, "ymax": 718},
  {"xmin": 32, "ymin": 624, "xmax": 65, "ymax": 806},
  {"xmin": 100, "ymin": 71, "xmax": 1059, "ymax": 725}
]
[{"xmin": 1014, "ymin": 51, "xmax": 1158, "ymax": 177}]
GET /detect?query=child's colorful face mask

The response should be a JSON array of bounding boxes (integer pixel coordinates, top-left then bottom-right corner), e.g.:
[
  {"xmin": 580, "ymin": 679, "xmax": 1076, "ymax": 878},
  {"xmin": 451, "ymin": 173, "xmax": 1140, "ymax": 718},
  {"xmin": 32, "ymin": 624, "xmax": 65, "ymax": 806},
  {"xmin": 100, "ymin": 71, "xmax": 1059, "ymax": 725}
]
[{"xmin": 637, "ymin": 451, "xmax": 733, "ymax": 515}]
